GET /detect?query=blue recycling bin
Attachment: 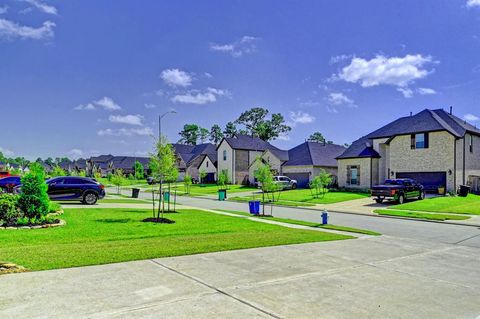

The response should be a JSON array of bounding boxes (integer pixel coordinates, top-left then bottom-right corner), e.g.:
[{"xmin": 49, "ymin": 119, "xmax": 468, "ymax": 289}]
[
  {"xmin": 321, "ymin": 211, "xmax": 329, "ymax": 225},
  {"xmin": 249, "ymin": 201, "xmax": 261, "ymax": 215}
]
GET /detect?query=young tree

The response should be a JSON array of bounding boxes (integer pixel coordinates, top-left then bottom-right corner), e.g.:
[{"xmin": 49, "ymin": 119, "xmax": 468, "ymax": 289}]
[
  {"xmin": 199, "ymin": 127, "xmax": 209, "ymax": 143},
  {"xmin": 149, "ymin": 136, "xmax": 179, "ymax": 220},
  {"xmin": 178, "ymin": 124, "xmax": 200, "ymax": 145},
  {"xmin": 210, "ymin": 124, "xmax": 223, "ymax": 144},
  {"xmin": 217, "ymin": 169, "xmax": 230, "ymax": 190},
  {"xmin": 94, "ymin": 170, "xmax": 102, "ymax": 181},
  {"xmin": 183, "ymin": 174, "xmax": 192, "ymax": 194},
  {"xmin": 199, "ymin": 168, "xmax": 207, "ymax": 185},
  {"xmin": 253, "ymin": 158, "xmax": 280, "ymax": 215},
  {"xmin": 111, "ymin": 169, "xmax": 125, "ymax": 194},
  {"xmin": 223, "ymin": 122, "xmax": 237, "ymax": 138},
  {"xmin": 309, "ymin": 169, "xmax": 333, "ymax": 198},
  {"xmin": 134, "ymin": 160, "xmax": 144, "ymax": 179}
]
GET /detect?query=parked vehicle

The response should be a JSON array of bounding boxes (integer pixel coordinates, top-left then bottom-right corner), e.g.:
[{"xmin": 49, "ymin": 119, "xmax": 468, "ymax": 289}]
[
  {"xmin": 371, "ymin": 178, "xmax": 425, "ymax": 204},
  {"xmin": 0, "ymin": 176, "xmax": 21, "ymax": 193},
  {"xmin": 0, "ymin": 171, "xmax": 11, "ymax": 179},
  {"xmin": 14, "ymin": 176, "xmax": 105, "ymax": 205},
  {"xmin": 256, "ymin": 176, "xmax": 298, "ymax": 190}
]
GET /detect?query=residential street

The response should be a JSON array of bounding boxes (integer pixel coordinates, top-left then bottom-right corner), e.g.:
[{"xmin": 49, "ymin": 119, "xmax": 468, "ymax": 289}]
[{"xmin": 125, "ymin": 188, "xmax": 480, "ymax": 249}]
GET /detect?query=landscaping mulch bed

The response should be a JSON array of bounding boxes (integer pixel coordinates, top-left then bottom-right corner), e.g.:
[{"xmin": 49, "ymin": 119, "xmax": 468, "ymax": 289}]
[
  {"xmin": 0, "ymin": 262, "xmax": 26, "ymax": 275},
  {"xmin": 0, "ymin": 219, "xmax": 66, "ymax": 230}
]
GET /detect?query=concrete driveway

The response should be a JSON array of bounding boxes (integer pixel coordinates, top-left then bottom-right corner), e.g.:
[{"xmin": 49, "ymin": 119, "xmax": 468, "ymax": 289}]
[{"xmin": 1, "ymin": 235, "xmax": 479, "ymax": 319}]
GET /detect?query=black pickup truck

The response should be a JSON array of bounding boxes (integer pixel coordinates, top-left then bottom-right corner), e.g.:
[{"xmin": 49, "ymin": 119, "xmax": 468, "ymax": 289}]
[{"xmin": 371, "ymin": 178, "xmax": 425, "ymax": 204}]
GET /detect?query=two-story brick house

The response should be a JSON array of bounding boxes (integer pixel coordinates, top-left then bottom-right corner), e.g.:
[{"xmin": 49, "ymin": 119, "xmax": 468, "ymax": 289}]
[{"xmin": 337, "ymin": 108, "xmax": 480, "ymax": 193}]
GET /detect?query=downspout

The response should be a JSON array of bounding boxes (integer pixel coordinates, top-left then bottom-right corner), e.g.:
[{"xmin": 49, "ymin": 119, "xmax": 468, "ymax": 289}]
[
  {"xmin": 463, "ymin": 136, "xmax": 466, "ymax": 185},
  {"xmin": 454, "ymin": 139, "xmax": 457, "ymax": 191}
]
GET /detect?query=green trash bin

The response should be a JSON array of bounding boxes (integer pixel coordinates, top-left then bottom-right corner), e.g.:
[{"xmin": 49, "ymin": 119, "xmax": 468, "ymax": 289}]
[
  {"xmin": 218, "ymin": 189, "xmax": 226, "ymax": 201},
  {"xmin": 163, "ymin": 191, "xmax": 170, "ymax": 202}
]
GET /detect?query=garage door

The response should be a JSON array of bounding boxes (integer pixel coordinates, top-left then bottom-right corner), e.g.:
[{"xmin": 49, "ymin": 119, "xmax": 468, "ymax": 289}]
[
  {"xmin": 284, "ymin": 173, "xmax": 310, "ymax": 188},
  {"xmin": 396, "ymin": 172, "xmax": 446, "ymax": 193}
]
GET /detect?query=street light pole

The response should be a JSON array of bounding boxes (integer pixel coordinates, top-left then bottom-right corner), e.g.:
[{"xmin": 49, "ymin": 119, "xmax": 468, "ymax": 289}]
[{"xmin": 159, "ymin": 110, "xmax": 177, "ymax": 140}]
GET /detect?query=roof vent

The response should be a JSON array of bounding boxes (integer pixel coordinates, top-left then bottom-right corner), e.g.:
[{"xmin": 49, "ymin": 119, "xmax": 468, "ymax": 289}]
[
  {"xmin": 410, "ymin": 112, "xmax": 412, "ymax": 116},
  {"xmin": 449, "ymin": 106, "xmax": 453, "ymax": 115}
]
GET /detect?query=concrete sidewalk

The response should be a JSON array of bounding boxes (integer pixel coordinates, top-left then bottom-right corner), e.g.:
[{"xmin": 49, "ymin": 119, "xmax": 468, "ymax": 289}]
[{"xmin": 1, "ymin": 236, "xmax": 479, "ymax": 318}]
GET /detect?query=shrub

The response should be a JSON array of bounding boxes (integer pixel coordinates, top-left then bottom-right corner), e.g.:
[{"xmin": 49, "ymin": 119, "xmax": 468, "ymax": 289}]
[
  {"xmin": 107, "ymin": 172, "xmax": 113, "ymax": 181},
  {"xmin": 184, "ymin": 174, "xmax": 192, "ymax": 194},
  {"xmin": 18, "ymin": 163, "xmax": 50, "ymax": 220},
  {"xmin": 0, "ymin": 193, "xmax": 21, "ymax": 226},
  {"xmin": 128, "ymin": 173, "xmax": 135, "ymax": 180}
]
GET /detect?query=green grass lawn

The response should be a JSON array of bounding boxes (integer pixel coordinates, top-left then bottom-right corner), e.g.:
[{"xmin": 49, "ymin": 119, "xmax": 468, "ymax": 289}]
[
  {"xmin": 229, "ymin": 196, "xmax": 316, "ymax": 207},
  {"xmin": 100, "ymin": 199, "xmax": 152, "ymax": 204},
  {"xmin": 392, "ymin": 194, "xmax": 480, "ymax": 215},
  {"xmin": 216, "ymin": 210, "xmax": 381, "ymax": 236},
  {"xmin": 98, "ymin": 178, "xmax": 149, "ymax": 187},
  {"xmin": 375, "ymin": 209, "xmax": 471, "ymax": 221},
  {"xmin": 229, "ymin": 189, "xmax": 368, "ymax": 207},
  {"xmin": 139, "ymin": 184, "xmax": 257, "ymax": 197},
  {"xmin": 0, "ymin": 208, "xmax": 352, "ymax": 271}
]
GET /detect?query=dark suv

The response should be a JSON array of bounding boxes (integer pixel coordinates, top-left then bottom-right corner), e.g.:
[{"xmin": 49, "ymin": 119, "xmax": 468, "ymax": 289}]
[{"xmin": 46, "ymin": 177, "xmax": 105, "ymax": 205}]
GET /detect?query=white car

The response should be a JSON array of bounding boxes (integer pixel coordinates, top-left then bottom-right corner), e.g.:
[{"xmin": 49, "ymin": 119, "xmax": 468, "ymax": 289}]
[{"xmin": 255, "ymin": 176, "xmax": 298, "ymax": 190}]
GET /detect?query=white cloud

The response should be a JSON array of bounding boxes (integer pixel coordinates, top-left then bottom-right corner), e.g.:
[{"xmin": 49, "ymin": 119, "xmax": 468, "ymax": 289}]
[
  {"xmin": 337, "ymin": 54, "xmax": 434, "ymax": 88},
  {"xmin": 464, "ymin": 114, "xmax": 479, "ymax": 122},
  {"xmin": 144, "ymin": 103, "xmax": 156, "ymax": 109},
  {"xmin": 171, "ymin": 91, "xmax": 217, "ymax": 105},
  {"xmin": 417, "ymin": 87, "xmax": 436, "ymax": 95},
  {"xmin": 94, "ymin": 96, "xmax": 121, "ymax": 111},
  {"xmin": 277, "ymin": 134, "xmax": 290, "ymax": 141},
  {"xmin": 74, "ymin": 97, "xmax": 121, "ymax": 111},
  {"xmin": 97, "ymin": 127, "xmax": 153, "ymax": 137},
  {"xmin": 467, "ymin": 0, "xmax": 480, "ymax": 7},
  {"xmin": 0, "ymin": 18, "xmax": 55, "ymax": 40},
  {"xmin": 204, "ymin": 72, "xmax": 213, "ymax": 78},
  {"xmin": 0, "ymin": 146, "xmax": 14, "ymax": 157},
  {"xmin": 171, "ymin": 87, "xmax": 227, "ymax": 105},
  {"xmin": 209, "ymin": 36, "xmax": 260, "ymax": 57},
  {"xmin": 74, "ymin": 103, "xmax": 95, "ymax": 111},
  {"xmin": 299, "ymin": 100, "xmax": 320, "ymax": 107},
  {"xmin": 326, "ymin": 106, "xmax": 339, "ymax": 114},
  {"xmin": 68, "ymin": 149, "xmax": 84, "ymax": 158},
  {"xmin": 160, "ymin": 69, "xmax": 192, "ymax": 87},
  {"xmin": 109, "ymin": 114, "xmax": 143, "ymax": 126},
  {"xmin": 328, "ymin": 92, "xmax": 355, "ymax": 106},
  {"xmin": 329, "ymin": 54, "xmax": 353, "ymax": 64},
  {"xmin": 289, "ymin": 111, "xmax": 315, "ymax": 125},
  {"xmin": 24, "ymin": 0, "xmax": 57, "ymax": 15},
  {"xmin": 0, "ymin": 6, "xmax": 8, "ymax": 14},
  {"xmin": 397, "ymin": 87, "xmax": 414, "ymax": 98}
]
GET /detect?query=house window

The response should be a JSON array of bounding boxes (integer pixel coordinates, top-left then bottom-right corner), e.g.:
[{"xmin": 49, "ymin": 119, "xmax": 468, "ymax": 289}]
[
  {"xmin": 411, "ymin": 133, "xmax": 429, "ymax": 149},
  {"xmin": 206, "ymin": 161, "xmax": 209, "ymax": 168},
  {"xmin": 223, "ymin": 150, "xmax": 227, "ymax": 161},
  {"xmin": 469, "ymin": 135, "xmax": 473, "ymax": 153},
  {"xmin": 347, "ymin": 165, "xmax": 360, "ymax": 185}
]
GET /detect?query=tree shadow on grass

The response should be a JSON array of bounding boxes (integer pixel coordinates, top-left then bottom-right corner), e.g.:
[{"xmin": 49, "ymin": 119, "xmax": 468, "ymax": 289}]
[{"xmin": 142, "ymin": 217, "xmax": 175, "ymax": 224}]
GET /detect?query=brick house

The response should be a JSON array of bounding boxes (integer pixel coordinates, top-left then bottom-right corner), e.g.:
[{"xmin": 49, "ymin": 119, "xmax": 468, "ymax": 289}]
[
  {"xmin": 171, "ymin": 143, "xmax": 217, "ymax": 182},
  {"xmin": 337, "ymin": 108, "xmax": 480, "ymax": 193}
]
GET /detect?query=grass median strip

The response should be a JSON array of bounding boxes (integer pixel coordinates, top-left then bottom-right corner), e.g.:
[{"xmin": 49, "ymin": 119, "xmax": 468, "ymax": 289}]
[
  {"xmin": 375, "ymin": 209, "xmax": 471, "ymax": 221},
  {"xmin": 229, "ymin": 196, "xmax": 316, "ymax": 207},
  {"xmin": 392, "ymin": 194, "xmax": 480, "ymax": 215},
  {"xmin": 215, "ymin": 209, "xmax": 381, "ymax": 236},
  {"xmin": 0, "ymin": 208, "xmax": 352, "ymax": 271}
]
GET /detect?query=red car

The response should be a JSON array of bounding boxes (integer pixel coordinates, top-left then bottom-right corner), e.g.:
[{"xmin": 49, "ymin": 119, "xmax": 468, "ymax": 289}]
[{"xmin": 0, "ymin": 171, "xmax": 11, "ymax": 178}]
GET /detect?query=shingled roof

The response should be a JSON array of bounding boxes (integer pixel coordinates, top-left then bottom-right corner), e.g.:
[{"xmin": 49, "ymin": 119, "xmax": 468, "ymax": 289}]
[
  {"xmin": 283, "ymin": 142, "xmax": 346, "ymax": 167},
  {"xmin": 172, "ymin": 142, "xmax": 217, "ymax": 167},
  {"xmin": 220, "ymin": 135, "xmax": 274, "ymax": 151},
  {"xmin": 338, "ymin": 108, "xmax": 480, "ymax": 159}
]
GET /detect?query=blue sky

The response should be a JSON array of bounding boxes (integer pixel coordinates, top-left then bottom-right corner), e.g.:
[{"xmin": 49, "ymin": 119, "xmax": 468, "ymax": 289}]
[{"xmin": 1, "ymin": 0, "xmax": 480, "ymax": 160}]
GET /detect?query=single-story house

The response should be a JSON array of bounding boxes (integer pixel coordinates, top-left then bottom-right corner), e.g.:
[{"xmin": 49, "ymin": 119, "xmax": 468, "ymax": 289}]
[
  {"xmin": 336, "ymin": 108, "xmax": 480, "ymax": 193},
  {"xmin": 249, "ymin": 141, "xmax": 346, "ymax": 188}
]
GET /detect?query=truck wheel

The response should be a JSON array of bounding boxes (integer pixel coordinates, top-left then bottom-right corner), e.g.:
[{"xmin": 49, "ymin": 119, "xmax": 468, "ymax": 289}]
[
  {"xmin": 397, "ymin": 194, "xmax": 405, "ymax": 204},
  {"xmin": 418, "ymin": 191, "xmax": 425, "ymax": 200},
  {"xmin": 375, "ymin": 198, "xmax": 384, "ymax": 204}
]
